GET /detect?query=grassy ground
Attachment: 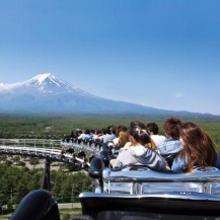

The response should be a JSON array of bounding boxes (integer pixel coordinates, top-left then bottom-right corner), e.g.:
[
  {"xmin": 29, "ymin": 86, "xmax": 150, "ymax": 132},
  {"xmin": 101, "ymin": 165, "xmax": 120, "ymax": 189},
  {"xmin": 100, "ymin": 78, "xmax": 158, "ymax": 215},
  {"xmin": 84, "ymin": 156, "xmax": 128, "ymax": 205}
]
[
  {"xmin": 0, "ymin": 208, "xmax": 82, "ymax": 220},
  {"xmin": 0, "ymin": 214, "xmax": 10, "ymax": 220},
  {"xmin": 59, "ymin": 208, "xmax": 82, "ymax": 220}
]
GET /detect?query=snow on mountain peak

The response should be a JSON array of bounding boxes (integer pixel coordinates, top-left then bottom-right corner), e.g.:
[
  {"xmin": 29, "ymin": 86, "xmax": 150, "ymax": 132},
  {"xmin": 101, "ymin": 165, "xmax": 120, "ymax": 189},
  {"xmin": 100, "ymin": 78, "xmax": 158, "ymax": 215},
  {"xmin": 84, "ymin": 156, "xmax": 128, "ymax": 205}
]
[
  {"xmin": 22, "ymin": 73, "xmax": 81, "ymax": 94},
  {"xmin": 0, "ymin": 73, "xmax": 91, "ymax": 97},
  {"xmin": 31, "ymin": 73, "xmax": 54, "ymax": 84},
  {"xmin": 29, "ymin": 73, "xmax": 63, "ymax": 88}
]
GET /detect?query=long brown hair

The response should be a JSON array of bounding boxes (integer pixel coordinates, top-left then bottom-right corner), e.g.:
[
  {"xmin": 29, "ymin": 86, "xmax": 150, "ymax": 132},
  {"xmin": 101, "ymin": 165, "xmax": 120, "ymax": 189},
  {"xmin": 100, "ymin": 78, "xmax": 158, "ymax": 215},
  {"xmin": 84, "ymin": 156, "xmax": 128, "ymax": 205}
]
[
  {"xmin": 179, "ymin": 122, "xmax": 216, "ymax": 172},
  {"xmin": 118, "ymin": 131, "xmax": 130, "ymax": 147},
  {"xmin": 164, "ymin": 118, "xmax": 182, "ymax": 139}
]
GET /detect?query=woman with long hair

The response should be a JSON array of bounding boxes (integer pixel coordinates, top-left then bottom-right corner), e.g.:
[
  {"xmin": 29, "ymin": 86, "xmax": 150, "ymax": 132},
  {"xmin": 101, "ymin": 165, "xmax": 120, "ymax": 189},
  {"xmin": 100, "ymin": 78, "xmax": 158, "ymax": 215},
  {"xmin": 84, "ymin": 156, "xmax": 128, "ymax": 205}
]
[{"xmin": 172, "ymin": 122, "xmax": 220, "ymax": 172}]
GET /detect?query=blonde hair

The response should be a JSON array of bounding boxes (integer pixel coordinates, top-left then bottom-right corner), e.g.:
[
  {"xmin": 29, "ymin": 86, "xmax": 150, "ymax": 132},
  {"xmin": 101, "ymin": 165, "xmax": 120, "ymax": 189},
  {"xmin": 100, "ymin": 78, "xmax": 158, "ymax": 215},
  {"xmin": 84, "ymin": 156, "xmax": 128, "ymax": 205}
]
[
  {"xmin": 146, "ymin": 139, "xmax": 157, "ymax": 150},
  {"xmin": 118, "ymin": 131, "xmax": 130, "ymax": 147}
]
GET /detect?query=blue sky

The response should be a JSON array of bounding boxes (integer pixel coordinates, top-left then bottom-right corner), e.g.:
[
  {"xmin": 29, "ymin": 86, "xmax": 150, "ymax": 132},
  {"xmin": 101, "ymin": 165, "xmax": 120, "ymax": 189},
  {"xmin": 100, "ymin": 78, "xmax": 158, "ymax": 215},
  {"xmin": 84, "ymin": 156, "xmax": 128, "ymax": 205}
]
[{"xmin": 0, "ymin": 0, "xmax": 220, "ymax": 114}]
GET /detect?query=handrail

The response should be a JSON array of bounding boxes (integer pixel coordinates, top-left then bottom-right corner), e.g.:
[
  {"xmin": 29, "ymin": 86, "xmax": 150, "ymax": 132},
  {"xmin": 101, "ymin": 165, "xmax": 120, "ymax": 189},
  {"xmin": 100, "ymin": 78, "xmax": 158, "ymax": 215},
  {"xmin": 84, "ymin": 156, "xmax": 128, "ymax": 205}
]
[{"xmin": 103, "ymin": 167, "xmax": 220, "ymax": 183}]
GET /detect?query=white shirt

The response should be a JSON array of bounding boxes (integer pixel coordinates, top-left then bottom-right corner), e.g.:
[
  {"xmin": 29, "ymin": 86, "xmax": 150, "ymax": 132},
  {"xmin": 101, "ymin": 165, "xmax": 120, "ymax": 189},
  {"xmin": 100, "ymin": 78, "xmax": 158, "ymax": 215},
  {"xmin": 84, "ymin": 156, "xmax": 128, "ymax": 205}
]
[
  {"xmin": 129, "ymin": 144, "xmax": 147, "ymax": 156},
  {"xmin": 151, "ymin": 134, "xmax": 166, "ymax": 147},
  {"xmin": 113, "ymin": 144, "xmax": 147, "ymax": 168},
  {"xmin": 113, "ymin": 137, "xmax": 119, "ymax": 145}
]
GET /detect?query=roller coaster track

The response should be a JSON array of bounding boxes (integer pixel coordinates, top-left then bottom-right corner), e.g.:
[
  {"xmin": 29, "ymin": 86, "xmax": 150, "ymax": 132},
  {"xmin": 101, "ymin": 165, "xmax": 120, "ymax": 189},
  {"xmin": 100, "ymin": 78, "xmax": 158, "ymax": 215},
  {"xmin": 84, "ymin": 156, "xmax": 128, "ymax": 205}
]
[{"xmin": 0, "ymin": 139, "xmax": 90, "ymax": 168}]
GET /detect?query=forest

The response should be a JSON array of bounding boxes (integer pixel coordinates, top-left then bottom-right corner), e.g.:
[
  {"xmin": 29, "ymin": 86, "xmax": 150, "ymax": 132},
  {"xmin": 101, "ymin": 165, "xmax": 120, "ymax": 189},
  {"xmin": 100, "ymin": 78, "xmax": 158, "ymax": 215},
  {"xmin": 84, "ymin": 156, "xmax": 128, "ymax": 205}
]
[
  {"xmin": 0, "ymin": 156, "xmax": 91, "ymax": 211},
  {"xmin": 0, "ymin": 114, "xmax": 220, "ymax": 149}
]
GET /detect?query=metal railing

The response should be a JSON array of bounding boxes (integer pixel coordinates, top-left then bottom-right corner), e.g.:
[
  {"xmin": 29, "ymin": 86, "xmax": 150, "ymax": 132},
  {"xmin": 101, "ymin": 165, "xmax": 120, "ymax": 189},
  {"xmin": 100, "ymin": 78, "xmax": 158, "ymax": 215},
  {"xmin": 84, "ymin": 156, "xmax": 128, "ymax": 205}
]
[
  {"xmin": 0, "ymin": 138, "xmax": 61, "ymax": 149},
  {"xmin": 0, "ymin": 139, "xmax": 88, "ymax": 167}
]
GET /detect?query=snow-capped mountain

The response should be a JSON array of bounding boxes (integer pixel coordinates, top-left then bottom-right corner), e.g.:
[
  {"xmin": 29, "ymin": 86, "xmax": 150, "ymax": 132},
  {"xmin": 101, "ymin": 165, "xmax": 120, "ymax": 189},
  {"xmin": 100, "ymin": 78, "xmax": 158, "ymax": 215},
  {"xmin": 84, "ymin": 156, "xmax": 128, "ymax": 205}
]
[
  {"xmin": 0, "ymin": 73, "xmax": 213, "ymax": 117},
  {"xmin": 0, "ymin": 73, "xmax": 89, "ymax": 96}
]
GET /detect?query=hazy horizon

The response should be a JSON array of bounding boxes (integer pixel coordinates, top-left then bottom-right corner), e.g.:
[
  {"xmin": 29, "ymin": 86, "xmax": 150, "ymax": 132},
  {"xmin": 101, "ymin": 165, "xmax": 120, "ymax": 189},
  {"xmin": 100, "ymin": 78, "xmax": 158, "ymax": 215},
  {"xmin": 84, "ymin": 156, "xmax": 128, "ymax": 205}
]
[{"xmin": 0, "ymin": 1, "xmax": 220, "ymax": 114}]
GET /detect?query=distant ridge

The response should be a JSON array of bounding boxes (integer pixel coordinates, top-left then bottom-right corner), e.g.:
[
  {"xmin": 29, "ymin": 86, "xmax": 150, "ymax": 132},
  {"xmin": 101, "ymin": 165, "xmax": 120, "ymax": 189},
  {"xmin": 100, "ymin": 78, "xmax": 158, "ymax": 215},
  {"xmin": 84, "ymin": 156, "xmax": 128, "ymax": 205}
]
[{"xmin": 0, "ymin": 73, "xmax": 215, "ymax": 117}]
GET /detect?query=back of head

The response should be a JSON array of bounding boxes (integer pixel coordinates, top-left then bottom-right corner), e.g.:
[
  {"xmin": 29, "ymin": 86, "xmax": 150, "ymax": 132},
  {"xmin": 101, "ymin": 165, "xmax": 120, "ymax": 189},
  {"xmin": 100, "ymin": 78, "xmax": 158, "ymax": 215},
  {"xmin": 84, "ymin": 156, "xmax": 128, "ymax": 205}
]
[
  {"xmin": 130, "ymin": 121, "xmax": 146, "ymax": 130},
  {"xmin": 115, "ymin": 125, "xmax": 128, "ymax": 137},
  {"xmin": 117, "ymin": 125, "xmax": 128, "ymax": 133},
  {"xmin": 106, "ymin": 125, "xmax": 113, "ymax": 134},
  {"xmin": 111, "ymin": 126, "xmax": 117, "ymax": 135},
  {"xmin": 163, "ymin": 118, "xmax": 182, "ymax": 139},
  {"xmin": 179, "ymin": 122, "xmax": 216, "ymax": 170},
  {"xmin": 129, "ymin": 126, "xmax": 151, "ymax": 146},
  {"xmin": 95, "ymin": 129, "xmax": 102, "ymax": 135},
  {"xmin": 146, "ymin": 122, "xmax": 159, "ymax": 135},
  {"xmin": 85, "ymin": 129, "xmax": 90, "ymax": 135},
  {"xmin": 102, "ymin": 128, "xmax": 107, "ymax": 135}
]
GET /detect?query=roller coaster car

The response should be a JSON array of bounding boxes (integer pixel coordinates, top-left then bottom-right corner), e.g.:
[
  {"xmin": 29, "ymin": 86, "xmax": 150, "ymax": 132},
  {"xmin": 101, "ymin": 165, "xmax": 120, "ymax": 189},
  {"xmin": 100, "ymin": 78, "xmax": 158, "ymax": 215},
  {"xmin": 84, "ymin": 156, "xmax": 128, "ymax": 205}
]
[{"xmin": 76, "ymin": 158, "xmax": 220, "ymax": 220}]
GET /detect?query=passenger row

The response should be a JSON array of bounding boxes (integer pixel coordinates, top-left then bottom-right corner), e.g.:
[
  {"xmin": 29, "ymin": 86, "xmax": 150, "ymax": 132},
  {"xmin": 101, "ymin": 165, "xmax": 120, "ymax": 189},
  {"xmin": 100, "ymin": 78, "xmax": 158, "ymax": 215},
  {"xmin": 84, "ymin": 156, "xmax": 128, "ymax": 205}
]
[{"xmin": 64, "ymin": 118, "xmax": 220, "ymax": 173}]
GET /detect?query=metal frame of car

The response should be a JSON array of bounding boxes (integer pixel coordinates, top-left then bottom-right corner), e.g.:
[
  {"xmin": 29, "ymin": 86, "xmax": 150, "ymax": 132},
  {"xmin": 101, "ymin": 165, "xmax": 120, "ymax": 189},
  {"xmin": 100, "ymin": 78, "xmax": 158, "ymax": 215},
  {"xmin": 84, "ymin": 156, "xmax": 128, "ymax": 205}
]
[{"xmin": 79, "ymin": 165, "xmax": 220, "ymax": 220}]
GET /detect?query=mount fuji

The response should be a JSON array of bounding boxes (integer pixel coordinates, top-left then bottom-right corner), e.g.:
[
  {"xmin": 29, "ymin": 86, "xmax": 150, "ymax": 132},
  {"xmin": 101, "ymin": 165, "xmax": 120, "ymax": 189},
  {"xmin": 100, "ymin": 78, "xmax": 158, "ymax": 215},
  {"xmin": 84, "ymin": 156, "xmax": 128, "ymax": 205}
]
[
  {"xmin": 0, "ymin": 73, "xmax": 89, "ymax": 96},
  {"xmin": 0, "ymin": 73, "xmax": 212, "ymax": 116}
]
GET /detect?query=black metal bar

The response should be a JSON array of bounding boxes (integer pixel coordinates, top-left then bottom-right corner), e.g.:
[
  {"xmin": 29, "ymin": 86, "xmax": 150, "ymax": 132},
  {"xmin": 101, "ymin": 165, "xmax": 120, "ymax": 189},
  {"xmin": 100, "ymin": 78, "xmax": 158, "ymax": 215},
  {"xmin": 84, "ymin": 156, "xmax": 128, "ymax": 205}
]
[{"xmin": 41, "ymin": 157, "xmax": 51, "ymax": 191}]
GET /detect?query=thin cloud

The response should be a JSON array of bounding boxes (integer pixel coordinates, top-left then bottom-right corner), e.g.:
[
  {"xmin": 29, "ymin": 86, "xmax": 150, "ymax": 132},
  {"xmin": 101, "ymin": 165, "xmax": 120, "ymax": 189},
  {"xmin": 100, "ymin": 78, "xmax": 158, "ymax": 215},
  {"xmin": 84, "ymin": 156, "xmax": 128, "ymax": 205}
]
[{"xmin": 174, "ymin": 92, "xmax": 184, "ymax": 98}]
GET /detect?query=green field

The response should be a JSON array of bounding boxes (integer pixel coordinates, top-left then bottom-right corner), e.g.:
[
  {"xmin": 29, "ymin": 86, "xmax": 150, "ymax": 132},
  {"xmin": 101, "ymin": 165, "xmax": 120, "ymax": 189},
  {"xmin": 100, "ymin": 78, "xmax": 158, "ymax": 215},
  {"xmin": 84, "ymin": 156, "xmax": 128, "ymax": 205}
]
[{"xmin": 0, "ymin": 114, "xmax": 220, "ymax": 149}]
